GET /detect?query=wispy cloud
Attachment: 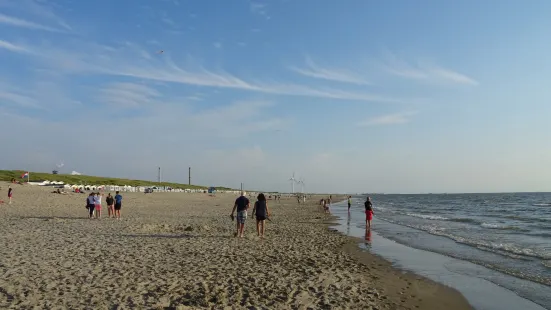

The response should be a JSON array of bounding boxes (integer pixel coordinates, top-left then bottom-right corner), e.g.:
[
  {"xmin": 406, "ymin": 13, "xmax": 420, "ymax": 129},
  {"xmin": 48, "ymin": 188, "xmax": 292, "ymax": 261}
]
[
  {"xmin": 213, "ymin": 42, "xmax": 222, "ymax": 49},
  {"xmin": 0, "ymin": 82, "xmax": 41, "ymax": 109},
  {"xmin": 0, "ymin": 0, "xmax": 71, "ymax": 30},
  {"xmin": 0, "ymin": 13, "xmax": 63, "ymax": 32},
  {"xmin": 381, "ymin": 51, "xmax": 478, "ymax": 86},
  {"xmin": 290, "ymin": 56, "xmax": 371, "ymax": 85},
  {"xmin": 161, "ymin": 17, "xmax": 176, "ymax": 27},
  {"xmin": 0, "ymin": 40, "xmax": 28, "ymax": 53},
  {"xmin": 16, "ymin": 40, "xmax": 411, "ymax": 104},
  {"xmin": 250, "ymin": 2, "xmax": 270, "ymax": 19},
  {"xmin": 357, "ymin": 111, "xmax": 417, "ymax": 127},
  {"xmin": 98, "ymin": 82, "xmax": 162, "ymax": 108}
]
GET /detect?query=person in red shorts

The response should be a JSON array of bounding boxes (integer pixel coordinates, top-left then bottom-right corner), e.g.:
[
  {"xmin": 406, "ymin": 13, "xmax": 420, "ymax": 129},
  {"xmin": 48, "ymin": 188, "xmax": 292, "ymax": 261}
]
[{"xmin": 365, "ymin": 196, "xmax": 374, "ymax": 229}]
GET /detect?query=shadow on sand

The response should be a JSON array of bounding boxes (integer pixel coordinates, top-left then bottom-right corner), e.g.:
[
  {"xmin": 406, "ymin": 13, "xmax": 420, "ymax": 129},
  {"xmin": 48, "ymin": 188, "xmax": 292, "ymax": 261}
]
[
  {"xmin": 121, "ymin": 234, "xmax": 233, "ymax": 240},
  {"xmin": 17, "ymin": 216, "xmax": 87, "ymax": 220}
]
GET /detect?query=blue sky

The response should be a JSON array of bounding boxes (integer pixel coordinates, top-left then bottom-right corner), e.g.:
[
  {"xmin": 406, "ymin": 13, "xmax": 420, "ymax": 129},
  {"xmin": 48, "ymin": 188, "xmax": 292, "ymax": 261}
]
[{"xmin": 1, "ymin": 0, "xmax": 551, "ymax": 193}]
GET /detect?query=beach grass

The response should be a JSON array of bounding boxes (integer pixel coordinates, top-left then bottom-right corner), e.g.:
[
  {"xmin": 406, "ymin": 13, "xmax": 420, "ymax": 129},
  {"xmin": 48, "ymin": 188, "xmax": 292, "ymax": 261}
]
[{"xmin": 0, "ymin": 170, "xmax": 232, "ymax": 190}]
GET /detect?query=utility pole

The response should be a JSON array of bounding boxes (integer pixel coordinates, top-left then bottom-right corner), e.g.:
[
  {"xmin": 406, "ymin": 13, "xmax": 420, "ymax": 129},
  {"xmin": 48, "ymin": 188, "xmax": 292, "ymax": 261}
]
[
  {"xmin": 158, "ymin": 167, "xmax": 161, "ymax": 183},
  {"xmin": 188, "ymin": 167, "xmax": 191, "ymax": 185}
]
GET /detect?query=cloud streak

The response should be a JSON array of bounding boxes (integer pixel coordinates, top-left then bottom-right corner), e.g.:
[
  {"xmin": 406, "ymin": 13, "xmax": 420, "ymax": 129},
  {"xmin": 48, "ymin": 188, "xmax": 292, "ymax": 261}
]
[
  {"xmin": 21, "ymin": 41, "xmax": 409, "ymax": 104},
  {"xmin": 381, "ymin": 51, "xmax": 478, "ymax": 86},
  {"xmin": 356, "ymin": 111, "xmax": 417, "ymax": 127},
  {"xmin": 98, "ymin": 82, "xmax": 162, "ymax": 108},
  {"xmin": 0, "ymin": 0, "xmax": 72, "ymax": 30},
  {"xmin": 290, "ymin": 56, "xmax": 371, "ymax": 85},
  {"xmin": 0, "ymin": 39, "xmax": 28, "ymax": 53},
  {"xmin": 0, "ymin": 13, "xmax": 63, "ymax": 32}
]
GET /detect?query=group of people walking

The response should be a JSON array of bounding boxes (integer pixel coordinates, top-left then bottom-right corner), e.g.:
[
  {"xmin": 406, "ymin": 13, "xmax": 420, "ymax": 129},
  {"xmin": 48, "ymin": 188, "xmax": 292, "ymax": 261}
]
[
  {"xmin": 230, "ymin": 191, "xmax": 271, "ymax": 238},
  {"xmin": 86, "ymin": 191, "xmax": 123, "ymax": 219}
]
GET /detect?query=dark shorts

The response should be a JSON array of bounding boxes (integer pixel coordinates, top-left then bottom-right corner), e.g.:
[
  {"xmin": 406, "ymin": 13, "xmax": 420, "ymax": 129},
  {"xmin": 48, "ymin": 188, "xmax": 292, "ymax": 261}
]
[
  {"xmin": 256, "ymin": 215, "xmax": 266, "ymax": 221},
  {"xmin": 348, "ymin": 203, "xmax": 351, "ymax": 208},
  {"xmin": 114, "ymin": 203, "xmax": 122, "ymax": 210},
  {"xmin": 88, "ymin": 204, "xmax": 95, "ymax": 215}
]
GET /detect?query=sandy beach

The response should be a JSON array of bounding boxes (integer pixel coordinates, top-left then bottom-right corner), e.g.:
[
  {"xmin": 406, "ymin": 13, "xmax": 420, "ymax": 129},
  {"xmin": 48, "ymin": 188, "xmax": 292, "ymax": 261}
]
[{"xmin": 0, "ymin": 182, "xmax": 472, "ymax": 309}]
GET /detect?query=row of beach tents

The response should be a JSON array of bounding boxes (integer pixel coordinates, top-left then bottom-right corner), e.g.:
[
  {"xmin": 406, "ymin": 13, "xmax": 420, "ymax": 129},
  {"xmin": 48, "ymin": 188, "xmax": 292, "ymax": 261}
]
[{"xmin": 27, "ymin": 180, "xmax": 275, "ymax": 196}]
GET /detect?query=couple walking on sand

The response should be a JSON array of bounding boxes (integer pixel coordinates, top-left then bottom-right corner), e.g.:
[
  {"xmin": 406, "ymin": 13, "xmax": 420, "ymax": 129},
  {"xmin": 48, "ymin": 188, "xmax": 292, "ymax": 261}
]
[{"xmin": 230, "ymin": 191, "xmax": 271, "ymax": 238}]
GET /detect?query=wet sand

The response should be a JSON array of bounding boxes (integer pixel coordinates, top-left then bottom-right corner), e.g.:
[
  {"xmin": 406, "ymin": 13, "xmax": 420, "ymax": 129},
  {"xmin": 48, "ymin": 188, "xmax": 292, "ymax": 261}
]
[{"xmin": 0, "ymin": 182, "xmax": 472, "ymax": 309}]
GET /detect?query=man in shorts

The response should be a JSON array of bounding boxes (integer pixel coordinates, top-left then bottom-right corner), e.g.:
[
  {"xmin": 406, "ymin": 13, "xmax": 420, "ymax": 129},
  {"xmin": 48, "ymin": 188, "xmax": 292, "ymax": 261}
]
[
  {"xmin": 114, "ymin": 191, "xmax": 123, "ymax": 219},
  {"xmin": 347, "ymin": 196, "xmax": 352, "ymax": 212},
  {"xmin": 230, "ymin": 191, "xmax": 250, "ymax": 238}
]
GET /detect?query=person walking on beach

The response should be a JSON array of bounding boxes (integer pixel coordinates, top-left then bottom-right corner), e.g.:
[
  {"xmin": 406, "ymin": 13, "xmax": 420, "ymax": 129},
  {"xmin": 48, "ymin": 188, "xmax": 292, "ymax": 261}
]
[
  {"xmin": 106, "ymin": 193, "xmax": 115, "ymax": 218},
  {"xmin": 86, "ymin": 193, "xmax": 96, "ymax": 218},
  {"xmin": 7, "ymin": 186, "xmax": 13, "ymax": 204},
  {"xmin": 252, "ymin": 193, "xmax": 271, "ymax": 238},
  {"xmin": 347, "ymin": 196, "xmax": 352, "ymax": 212},
  {"xmin": 323, "ymin": 199, "xmax": 330, "ymax": 214},
  {"xmin": 114, "ymin": 191, "xmax": 123, "ymax": 219},
  {"xmin": 365, "ymin": 196, "xmax": 374, "ymax": 229},
  {"xmin": 230, "ymin": 191, "xmax": 250, "ymax": 238},
  {"xmin": 95, "ymin": 192, "xmax": 103, "ymax": 218}
]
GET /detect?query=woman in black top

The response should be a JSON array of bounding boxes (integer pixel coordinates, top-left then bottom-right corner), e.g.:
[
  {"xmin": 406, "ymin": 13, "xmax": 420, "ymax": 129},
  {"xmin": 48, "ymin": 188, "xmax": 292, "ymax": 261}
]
[
  {"xmin": 106, "ymin": 193, "xmax": 115, "ymax": 218},
  {"xmin": 252, "ymin": 193, "xmax": 271, "ymax": 238}
]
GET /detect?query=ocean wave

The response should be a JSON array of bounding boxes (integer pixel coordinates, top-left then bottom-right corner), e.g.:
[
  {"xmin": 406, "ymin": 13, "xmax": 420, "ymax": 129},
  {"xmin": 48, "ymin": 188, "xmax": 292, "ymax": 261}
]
[
  {"xmin": 502, "ymin": 215, "xmax": 551, "ymax": 224},
  {"xmin": 542, "ymin": 260, "xmax": 551, "ymax": 269},
  {"xmin": 448, "ymin": 217, "xmax": 481, "ymax": 224},
  {"xmin": 480, "ymin": 223, "xmax": 529, "ymax": 231},
  {"xmin": 532, "ymin": 203, "xmax": 551, "ymax": 207},
  {"xmin": 406, "ymin": 213, "xmax": 448, "ymax": 220},
  {"xmin": 376, "ymin": 217, "xmax": 550, "ymax": 260}
]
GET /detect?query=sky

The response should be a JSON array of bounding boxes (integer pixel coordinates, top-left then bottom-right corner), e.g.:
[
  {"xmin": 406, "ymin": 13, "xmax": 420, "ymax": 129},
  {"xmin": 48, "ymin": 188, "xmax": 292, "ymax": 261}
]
[{"xmin": 1, "ymin": 0, "xmax": 551, "ymax": 194}]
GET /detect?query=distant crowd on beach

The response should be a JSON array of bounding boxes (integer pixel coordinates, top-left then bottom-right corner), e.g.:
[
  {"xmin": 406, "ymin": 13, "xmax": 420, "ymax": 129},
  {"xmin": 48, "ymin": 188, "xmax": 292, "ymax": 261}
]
[{"xmin": 2, "ymin": 184, "xmax": 374, "ymax": 233}]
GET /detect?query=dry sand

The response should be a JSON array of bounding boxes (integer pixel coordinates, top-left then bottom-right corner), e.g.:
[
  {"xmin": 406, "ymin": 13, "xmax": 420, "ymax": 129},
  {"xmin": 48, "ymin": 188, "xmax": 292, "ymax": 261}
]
[{"xmin": 0, "ymin": 182, "xmax": 472, "ymax": 309}]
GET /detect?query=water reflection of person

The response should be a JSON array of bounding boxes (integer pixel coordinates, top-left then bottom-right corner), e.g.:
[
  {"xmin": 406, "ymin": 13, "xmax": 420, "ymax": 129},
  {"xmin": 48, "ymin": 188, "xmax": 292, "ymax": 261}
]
[
  {"xmin": 364, "ymin": 228, "xmax": 372, "ymax": 246},
  {"xmin": 346, "ymin": 213, "xmax": 351, "ymax": 236}
]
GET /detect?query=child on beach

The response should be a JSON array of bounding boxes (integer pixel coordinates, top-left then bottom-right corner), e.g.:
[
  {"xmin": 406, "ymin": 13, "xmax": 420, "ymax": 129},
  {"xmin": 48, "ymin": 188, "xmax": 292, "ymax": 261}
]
[
  {"xmin": 230, "ymin": 191, "xmax": 250, "ymax": 238},
  {"xmin": 365, "ymin": 196, "xmax": 374, "ymax": 229},
  {"xmin": 252, "ymin": 193, "xmax": 271, "ymax": 238},
  {"xmin": 86, "ymin": 193, "xmax": 96, "ymax": 218},
  {"xmin": 95, "ymin": 192, "xmax": 102, "ymax": 218},
  {"xmin": 106, "ymin": 193, "xmax": 115, "ymax": 218},
  {"xmin": 8, "ymin": 186, "xmax": 12, "ymax": 204},
  {"xmin": 114, "ymin": 191, "xmax": 122, "ymax": 219}
]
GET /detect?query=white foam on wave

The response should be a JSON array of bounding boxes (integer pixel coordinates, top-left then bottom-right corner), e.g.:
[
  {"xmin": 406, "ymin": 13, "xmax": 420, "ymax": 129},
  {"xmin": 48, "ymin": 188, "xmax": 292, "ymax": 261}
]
[
  {"xmin": 406, "ymin": 213, "xmax": 449, "ymax": 220},
  {"xmin": 481, "ymin": 223, "xmax": 507, "ymax": 229},
  {"xmin": 377, "ymin": 217, "xmax": 550, "ymax": 260}
]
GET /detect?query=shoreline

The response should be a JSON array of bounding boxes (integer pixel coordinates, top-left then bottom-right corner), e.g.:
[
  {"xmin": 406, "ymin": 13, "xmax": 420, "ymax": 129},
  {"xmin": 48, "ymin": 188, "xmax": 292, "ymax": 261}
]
[
  {"xmin": 0, "ymin": 184, "xmax": 472, "ymax": 309},
  {"xmin": 329, "ymin": 197, "xmax": 548, "ymax": 310},
  {"xmin": 323, "ymin": 199, "xmax": 473, "ymax": 310}
]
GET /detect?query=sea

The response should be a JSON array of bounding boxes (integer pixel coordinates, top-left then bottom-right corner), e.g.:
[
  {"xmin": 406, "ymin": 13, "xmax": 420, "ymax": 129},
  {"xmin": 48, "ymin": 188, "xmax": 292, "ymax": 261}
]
[{"xmin": 332, "ymin": 193, "xmax": 551, "ymax": 310}]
